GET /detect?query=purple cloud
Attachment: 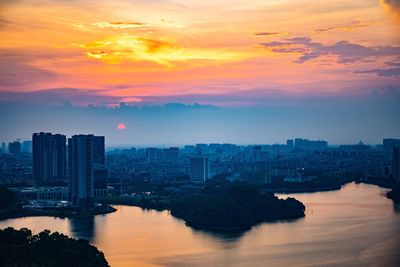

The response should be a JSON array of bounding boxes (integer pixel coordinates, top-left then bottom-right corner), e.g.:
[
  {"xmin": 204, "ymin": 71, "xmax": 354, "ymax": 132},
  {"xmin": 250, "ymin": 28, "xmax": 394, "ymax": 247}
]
[
  {"xmin": 260, "ymin": 37, "xmax": 400, "ymax": 64},
  {"xmin": 354, "ymin": 68, "xmax": 400, "ymax": 78}
]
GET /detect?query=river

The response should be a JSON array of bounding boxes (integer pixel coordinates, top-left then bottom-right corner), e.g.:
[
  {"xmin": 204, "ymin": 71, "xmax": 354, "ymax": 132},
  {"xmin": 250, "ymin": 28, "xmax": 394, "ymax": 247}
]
[{"xmin": 1, "ymin": 182, "xmax": 399, "ymax": 266}]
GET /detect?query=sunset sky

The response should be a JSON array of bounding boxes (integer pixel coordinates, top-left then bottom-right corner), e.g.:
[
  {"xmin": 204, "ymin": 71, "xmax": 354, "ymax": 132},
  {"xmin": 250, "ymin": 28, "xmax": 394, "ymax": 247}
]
[{"xmin": 0, "ymin": 0, "xmax": 399, "ymax": 145}]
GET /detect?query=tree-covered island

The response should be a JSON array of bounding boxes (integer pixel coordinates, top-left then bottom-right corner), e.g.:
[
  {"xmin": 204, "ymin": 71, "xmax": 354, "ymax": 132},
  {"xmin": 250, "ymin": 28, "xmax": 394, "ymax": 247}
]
[{"xmin": 101, "ymin": 182, "xmax": 305, "ymax": 231}]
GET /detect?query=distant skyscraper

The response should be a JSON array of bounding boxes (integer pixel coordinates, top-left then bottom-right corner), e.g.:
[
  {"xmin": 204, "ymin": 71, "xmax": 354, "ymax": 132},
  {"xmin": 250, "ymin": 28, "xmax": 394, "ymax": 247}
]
[
  {"xmin": 190, "ymin": 157, "xmax": 210, "ymax": 183},
  {"xmin": 393, "ymin": 146, "xmax": 400, "ymax": 182},
  {"xmin": 8, "ymin": 141, "xmax": 21, "ymax": 155},
  {"xmin": 1, "ymin": 142, "xmax": 6, "ymax": 154},
  {"xmin": 33, "ymin": 133, "xmax": 66, "ymax": 182},
  {"xmin": 22, "ymin": 140, "xmax": 32, "ymax": 153},
  {"xmin": 68, "ymin": 135, "xmax": 95, "ymax": 207}
]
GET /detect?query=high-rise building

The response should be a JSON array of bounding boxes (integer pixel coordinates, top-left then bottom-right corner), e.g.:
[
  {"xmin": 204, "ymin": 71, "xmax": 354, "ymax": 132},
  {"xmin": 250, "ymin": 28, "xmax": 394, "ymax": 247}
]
[
  {"xmin": 1, "ymin": 142, "xmax": 6, "ymax": 154},
  {"xmin": 93, "ymin": 136, "xmax": 105, "ymax": 165},
  {"xmin": 393, "ymin": 146, "xmax": 400, "ymax": 182},
  {"xmin": 33, "ymin": 133, "xmax": 66, "ymax": 182},
  {"xmin": 8, "ymin": 141, "xmax": 21, "ymax": 155},
  {"xmin": 68, "ymin": 135, "xmax": 95, "ymax": 207},
  {"xmin": 190, "ymin": 157, "xmax": 210, "ymax": 183},
  {"xmin": 93, "ymin": 136, "xmax": 107, "ymax": 190}
]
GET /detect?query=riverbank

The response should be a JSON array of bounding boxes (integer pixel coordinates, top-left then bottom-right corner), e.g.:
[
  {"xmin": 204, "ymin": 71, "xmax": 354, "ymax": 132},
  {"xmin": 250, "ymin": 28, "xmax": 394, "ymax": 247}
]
[
  {"xmin": 0, "ymin": 205, "xmax": 116, "ymax": 222},
  {"xmin": 263, "ymin": 184, "xmax": 342, "ymax": 193}
]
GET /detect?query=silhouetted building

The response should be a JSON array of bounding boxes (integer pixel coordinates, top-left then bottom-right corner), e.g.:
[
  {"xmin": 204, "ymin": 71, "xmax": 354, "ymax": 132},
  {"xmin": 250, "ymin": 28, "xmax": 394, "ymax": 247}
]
[
  {"xmin": 33, "ymin": 133, "xmax": 66, "ymax": 182},
  {"xmin": 93, "ymin": 136, "xmax": 105, "ymax": 165},
  {"xmin": 8, "ymin": 141, "xmax": 20, "ymax": 155},
  {"xmin": 383, "ymin": 138, "xmax": 400, "ymax": 154},
  {"xmin": 1, "ymin": 142, "xmax": 6, "ymax": 154},
  {"xmin": 93, "ymin": 136, "xmax": 107, "ymax": 190},
  {"xmin": 165, "ymin": 147, "xmax": 179, "ymax": 161},
  {"xmin": 22, "ymin": 141, "xmax": 32, "ymax": 153},
  {"xmin": 68, "ymin": 135, "xmax": 95, "ymax": 208},
  {"xmin": 393, "ymin": 146, "xmax": 400, "ymax": 182},
  {"xmin": 287, "ymin": 139, "xmax": 294, "ymax": 150},
  {"xmin": 190, "ymin": 157, "xmax": 210, "ymax": 183},
  {"xmin": 146, "ymin": 147, "xmax": 163, "ymax": 162},
  {"xmin": 195, "ymin": 143, "xmax": 208, "ymax": 155},
  {"xmin": 295, "ymin": 138, "xmax": 328, "ymax": 151}
]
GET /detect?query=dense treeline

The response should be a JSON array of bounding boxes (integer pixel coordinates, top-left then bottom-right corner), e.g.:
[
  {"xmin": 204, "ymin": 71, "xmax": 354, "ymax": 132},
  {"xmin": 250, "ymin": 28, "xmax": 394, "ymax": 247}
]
[
  {"xmin": 0, "ymin": 227, "xmax": 109, "ymax": 267},
  {"xmin": 387, "ymin": 186, "xmax": 400, "ymax": 203},
  {"xmin": 0, "ymin": 186, "xmax": 20, "ymax": 210},
  {"xmin": 0, "ymin": 186, "xmax": 23, "ymax": 220},
  {"xmin": 170, "ymin": 182, "xmax": 305, "ymax": 230}
]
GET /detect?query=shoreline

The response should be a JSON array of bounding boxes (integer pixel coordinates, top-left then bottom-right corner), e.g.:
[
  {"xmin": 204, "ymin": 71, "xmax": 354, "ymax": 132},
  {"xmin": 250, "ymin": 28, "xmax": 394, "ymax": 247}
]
[
  {"xmin": 0, "ymin": 205, "xmax": 116, "ymax": 222},
  {"xmin": 1, "ymin": 181, "xmax": 397, "ymax": 226}
]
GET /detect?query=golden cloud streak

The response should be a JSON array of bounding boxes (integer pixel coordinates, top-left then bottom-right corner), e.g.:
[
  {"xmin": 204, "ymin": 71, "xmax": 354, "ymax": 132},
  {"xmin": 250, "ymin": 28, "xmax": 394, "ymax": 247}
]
[{"xmin": 82, "ymin": 35, "xmax": 248, "ymax": 66}]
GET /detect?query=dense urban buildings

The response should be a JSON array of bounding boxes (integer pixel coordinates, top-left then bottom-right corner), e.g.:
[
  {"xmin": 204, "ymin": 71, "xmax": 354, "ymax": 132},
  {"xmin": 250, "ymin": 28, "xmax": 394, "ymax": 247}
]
[
  {"xmin": 2, "ymin": 136, "xmax": 400, "ymax": 189},
  {"xmin": 32, "ymin": 133, "xmax": 66, "ymax": 182}
]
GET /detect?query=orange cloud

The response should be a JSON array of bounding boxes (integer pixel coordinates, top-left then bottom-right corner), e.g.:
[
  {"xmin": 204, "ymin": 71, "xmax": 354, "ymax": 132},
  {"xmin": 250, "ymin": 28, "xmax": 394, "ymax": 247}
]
[
  {"xmin": 314, "ymin": 21, "xmax": 375, "ymax": 34},
  {"xmin": 93, "ymin": 21, "xmax": 152, "ymax": 29},
  {"xmin": 253, "ymin": 32, "xmax": 291, "ymax": 37},
  {"xmin": 380, "ymin": 0, "xmax": 400, "ymax": 22},
  {"xmin": 81, "ymin": 35, "xmax": 249, "ymax": 66}
]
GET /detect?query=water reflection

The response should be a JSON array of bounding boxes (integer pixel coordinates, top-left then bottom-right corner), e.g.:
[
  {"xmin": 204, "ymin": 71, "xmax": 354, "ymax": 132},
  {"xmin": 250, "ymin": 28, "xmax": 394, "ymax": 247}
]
[
  {"xmin": 394, "ymin": 203, "xmax": 400, "ymax": 213},
  {"xmin": 68, "ymin": 216, "xmax": 95, "ymax": 242},
  {"xmin": 189, "ymin": 227, "xmax": 246, "ymax": 244},
  {"xmin": 0, "ymin": 183, "xmax": 399, "ymax": 267}
]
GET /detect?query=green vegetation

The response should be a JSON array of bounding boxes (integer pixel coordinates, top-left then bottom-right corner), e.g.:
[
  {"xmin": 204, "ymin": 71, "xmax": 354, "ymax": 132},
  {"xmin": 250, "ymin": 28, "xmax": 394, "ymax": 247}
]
[
  {"xmin": 387, "ymin": 186, "xmax": 400, "ymax": 203},
  {"xmin": 170, "ymin": 183, "xmax": 305, "ymax": 230},
  {"xmin": 0, "ymin": 186, "xmax": 20, "ymax": 210},
  {"xmin": 0, "ymin": 227, "xmax": 109, "ymax": 267},
  {"xmin": 0, "ymin": 186, "xmax": 22, "ymax": 220}
]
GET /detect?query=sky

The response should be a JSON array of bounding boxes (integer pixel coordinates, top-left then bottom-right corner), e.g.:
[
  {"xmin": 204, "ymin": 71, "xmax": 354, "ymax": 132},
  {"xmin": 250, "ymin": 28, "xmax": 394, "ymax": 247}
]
[{"xmin": 0, "ymin": 0, "xmax": 399, "ymax": 146}]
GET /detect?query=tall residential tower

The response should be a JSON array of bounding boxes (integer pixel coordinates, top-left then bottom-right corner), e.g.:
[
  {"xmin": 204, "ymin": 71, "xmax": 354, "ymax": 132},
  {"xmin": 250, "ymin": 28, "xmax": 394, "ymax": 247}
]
[{"xmin": 32, "ymin": 133, "xmax": 66, "ymax": 182}]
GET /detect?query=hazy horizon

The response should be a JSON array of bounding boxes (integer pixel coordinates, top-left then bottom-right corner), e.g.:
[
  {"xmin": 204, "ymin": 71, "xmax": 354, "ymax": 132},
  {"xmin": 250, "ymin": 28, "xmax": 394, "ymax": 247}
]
[{"xmin": 1, "ymin": 0, "xmax": 399, "ymax": 145}]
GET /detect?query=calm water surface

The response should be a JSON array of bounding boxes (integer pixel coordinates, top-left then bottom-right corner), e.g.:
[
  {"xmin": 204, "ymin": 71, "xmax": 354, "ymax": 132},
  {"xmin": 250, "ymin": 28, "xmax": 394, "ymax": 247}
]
[{"xmin": 1, "ymin": 182, "xmax": 399, "ymax": 266}]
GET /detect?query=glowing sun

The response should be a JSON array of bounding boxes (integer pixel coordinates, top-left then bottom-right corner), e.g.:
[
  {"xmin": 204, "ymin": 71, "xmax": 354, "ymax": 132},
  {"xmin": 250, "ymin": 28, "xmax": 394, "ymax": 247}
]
[{"xmin": 117, "ymin": 123, "xmax": 126, "ymax": 130}]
